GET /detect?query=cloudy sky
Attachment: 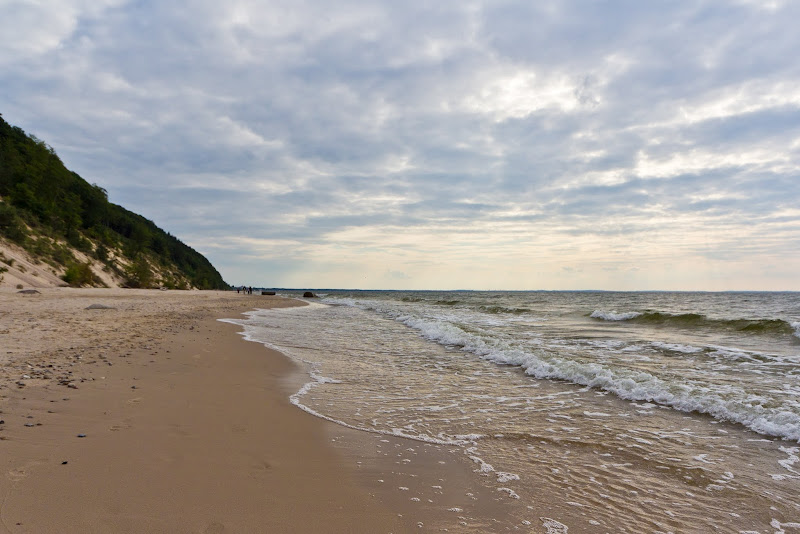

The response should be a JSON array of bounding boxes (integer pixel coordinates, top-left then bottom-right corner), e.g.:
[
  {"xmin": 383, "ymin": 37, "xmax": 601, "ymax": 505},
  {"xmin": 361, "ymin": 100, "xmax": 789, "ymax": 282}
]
[{"xmin": 2, "ymin": 1, "xmax": 799, "ymax": 290}]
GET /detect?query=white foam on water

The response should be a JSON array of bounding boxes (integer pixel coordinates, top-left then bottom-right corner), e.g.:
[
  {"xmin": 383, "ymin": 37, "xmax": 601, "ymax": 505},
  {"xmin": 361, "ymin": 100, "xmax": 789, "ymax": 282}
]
[
  {"xmin": 590, "ymin": 310, "xmax": 642, "ymax": 321},
  {"xmin": 496, "ymin": 472, "xmax": 521, "ymax": 483},
  {"xmin": 541, "ymin": 517, "xmax": 569, "ymax": 533},
  {"xmin": 707, "ymin": 344, "xmax": 774, "ymax": 363},
  {"xmin": 498, "ymin": 487, "xmax": 520, "ymax": 499},
  {"xmin": 468, "ymin": 452, "xmax": 496, "ymax": 475},
  {"xmin": 453, "ymin": 433, "xmax": 486, "ymax": 441},
  {"xmin": 347, "ymin": 309, "xmax": 800, "ymax": 442},
  {"xmin": 774, "ymin": 447, "xmax": 800, "ymax": 480},
  {"xmin": 652, "ymin": 341, "xmax": 704, "ymax": 353},
  {"xmin": 771, "ymin": 519, "xmax": 800, "ymax": 533},
  {"xmin": 466, "ymin": 447, "xmax": 521, "ymax": 485},
  {"xmin": 792, "ymin": 322, "xmax": 800, "ymax": 340}
]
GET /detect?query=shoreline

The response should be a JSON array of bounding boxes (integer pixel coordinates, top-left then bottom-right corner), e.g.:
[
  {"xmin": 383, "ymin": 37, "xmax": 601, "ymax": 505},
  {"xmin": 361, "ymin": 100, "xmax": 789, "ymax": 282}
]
[
  {"xmin": 1, "ymin": 289, "xmax": 408, "ymax": 532},
  {"xmin": 229, "ymin": 312, "xmax": 536, "ymax": 533}
]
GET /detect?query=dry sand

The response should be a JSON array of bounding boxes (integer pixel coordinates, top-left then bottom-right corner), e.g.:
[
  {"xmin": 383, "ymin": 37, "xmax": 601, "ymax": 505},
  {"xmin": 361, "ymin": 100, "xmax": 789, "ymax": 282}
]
[
  {"xmin": 0, "ymin": 289, "xmax": 410, "ymax": 533},
  {"xmin": 0, "ymin": 288, "xmax": 528, "ymax": 533}
]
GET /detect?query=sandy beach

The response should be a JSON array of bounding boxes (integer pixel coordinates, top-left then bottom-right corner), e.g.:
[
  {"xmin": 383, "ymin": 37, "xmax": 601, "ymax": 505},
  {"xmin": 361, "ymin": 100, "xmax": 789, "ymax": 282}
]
[
  {"xmin": 0, "ymin": 289, "xmax": 409, "ymax": 533},
  {"xmin": 4, "ymin": 283, "xmax": 795, "ymax": 533},
  {"xmin": 0, "ymin": 288, "xmax": 528, "ymax": 533}
]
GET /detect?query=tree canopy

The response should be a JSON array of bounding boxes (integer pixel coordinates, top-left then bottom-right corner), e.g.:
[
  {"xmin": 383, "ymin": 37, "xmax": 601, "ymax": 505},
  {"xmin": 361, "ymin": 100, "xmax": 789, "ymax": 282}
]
[{"xmin": 0, "ymin": 115, "xmax": 228, "ymax": 289}]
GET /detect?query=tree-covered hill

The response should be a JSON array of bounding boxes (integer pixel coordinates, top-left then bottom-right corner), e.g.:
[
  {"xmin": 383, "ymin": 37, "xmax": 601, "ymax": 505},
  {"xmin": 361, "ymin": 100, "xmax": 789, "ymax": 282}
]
[{"xmin": 0, "ymin": 113, "xmax": 228, "ymax": 289}]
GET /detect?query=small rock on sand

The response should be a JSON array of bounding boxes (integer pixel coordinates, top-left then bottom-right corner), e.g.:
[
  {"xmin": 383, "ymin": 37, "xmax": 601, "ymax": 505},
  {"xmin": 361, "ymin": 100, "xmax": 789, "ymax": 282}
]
[
  {"xmin": 17, "ymin": 289, "xmax": 40, "ymax": 295},
  {"xmin": 86, "ymin": 304, "xmax": 114, "ymax": 310}
]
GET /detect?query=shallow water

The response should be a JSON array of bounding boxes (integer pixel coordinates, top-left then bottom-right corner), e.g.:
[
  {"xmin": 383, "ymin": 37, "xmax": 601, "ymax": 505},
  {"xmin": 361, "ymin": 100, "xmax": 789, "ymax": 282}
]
[{"xmin": 225, "ymin": 291, "xmax": 800, "ymax": 532}]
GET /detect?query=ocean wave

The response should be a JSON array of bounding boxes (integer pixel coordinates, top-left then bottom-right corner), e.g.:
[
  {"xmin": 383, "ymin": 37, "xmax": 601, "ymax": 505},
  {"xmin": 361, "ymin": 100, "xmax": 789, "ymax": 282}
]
[
  {"xmin": 480, "ymin": 305, "xmax": 531, "ymax": 315},
  {"xmin": 650, "ymin": 341, "xmax": 704, "ymax": 354},
  {"xmin": 322, "ymin": 296, "xmax": 800, "ymax": 441},
  {"xmin": 590, "ymin": 310, "xmax": 642, "ymax": 321},
  {"xmin": 393, "ymin": 314, "xmax": 800, "ymax": 442},
  {"xmin": 592, "ymin": 310, "xmax": 798, "ymax": 337}
]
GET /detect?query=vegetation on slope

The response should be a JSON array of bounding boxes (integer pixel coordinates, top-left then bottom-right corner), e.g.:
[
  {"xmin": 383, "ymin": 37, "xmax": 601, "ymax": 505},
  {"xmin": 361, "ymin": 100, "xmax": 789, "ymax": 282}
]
[{"xmin": 0, "ymin": 113, "xmax": 228, "ymax": 289}]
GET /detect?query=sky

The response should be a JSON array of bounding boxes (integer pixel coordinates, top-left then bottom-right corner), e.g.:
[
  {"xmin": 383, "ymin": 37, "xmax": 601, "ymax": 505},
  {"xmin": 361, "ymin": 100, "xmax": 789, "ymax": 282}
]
[{"xmin": 1, "ymin": 0, "xmax": 799, "ymax": 290}]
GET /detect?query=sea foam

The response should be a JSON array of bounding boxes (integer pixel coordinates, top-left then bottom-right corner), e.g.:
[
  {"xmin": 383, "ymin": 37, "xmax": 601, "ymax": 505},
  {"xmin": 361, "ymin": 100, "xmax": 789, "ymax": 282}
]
[
  {"xmin": 343, "ymin": 305, "xmax": 800, "ymax": 442},
  {"xmin": 590, "ymin": 310, "xmax": 642, "ymax": 321}
]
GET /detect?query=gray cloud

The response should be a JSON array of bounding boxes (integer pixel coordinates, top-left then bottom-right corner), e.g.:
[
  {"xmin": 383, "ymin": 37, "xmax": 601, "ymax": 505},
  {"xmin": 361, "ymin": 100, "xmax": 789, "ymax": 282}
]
[{"xmin": 1, "ymin": 0, "xmax": 798, "ymax": 289}]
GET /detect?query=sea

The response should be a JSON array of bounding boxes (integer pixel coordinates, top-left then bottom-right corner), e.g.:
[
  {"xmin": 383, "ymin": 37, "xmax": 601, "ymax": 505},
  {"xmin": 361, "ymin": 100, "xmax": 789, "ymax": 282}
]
[{"xmin": 224, "ymin": 290, "xmax": 800, "ymax": 533}]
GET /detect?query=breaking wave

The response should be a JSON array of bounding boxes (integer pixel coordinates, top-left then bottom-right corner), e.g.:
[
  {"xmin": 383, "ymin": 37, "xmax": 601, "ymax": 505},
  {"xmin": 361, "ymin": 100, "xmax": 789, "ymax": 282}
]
[
  {"xmin": 592, "ymin": 310, "xmax": 798, "ymax": 337},
  {"xmin": 480, "ymin": 306, "xmax": 531, "ymax": 315},
  {"xmin": 395, "ymin": 313, "xmax": 800, "ymax": 442},
  {"xmin": 590, "ymin": 310, "xmax": 642, "ymax": 321}
]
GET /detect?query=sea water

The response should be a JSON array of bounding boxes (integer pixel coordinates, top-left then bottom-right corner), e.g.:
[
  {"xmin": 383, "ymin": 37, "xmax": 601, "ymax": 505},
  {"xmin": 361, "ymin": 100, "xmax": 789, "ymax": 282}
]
[{"xmin": 225, "ymin": 291, "xmax": 800, "ymax": 532}]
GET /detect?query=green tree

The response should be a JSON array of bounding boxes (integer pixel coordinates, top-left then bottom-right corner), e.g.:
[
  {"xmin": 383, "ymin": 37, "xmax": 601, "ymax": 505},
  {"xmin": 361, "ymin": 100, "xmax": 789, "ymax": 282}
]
[
  {"xmin": 62, "ymin": 262, "xmax": 96, "ymax": 287},
  {"xmin": 125, "ymin": 257, "xmax": 154, "ymax": 288}
]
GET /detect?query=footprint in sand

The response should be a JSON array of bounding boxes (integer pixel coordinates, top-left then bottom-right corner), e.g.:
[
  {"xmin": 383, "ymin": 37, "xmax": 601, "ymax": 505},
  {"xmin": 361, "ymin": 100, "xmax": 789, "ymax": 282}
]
[
  {"xmin": 109, "ymin": 418, "xmax": 134, "ymax": 432},
  {"xmin": 7, "ymin": 468, "xmax": 27, "ymax": 482},
  {"xmin": 204, "ymin": 522, "xmax": 225, "ymax": 533},
  {"xmin": 248, "ymin": 460, "xmax": 271, "ymax": 479},
  {"xmin": 7, "ymin": 461, "xmax": 42, "ymax": 482}
]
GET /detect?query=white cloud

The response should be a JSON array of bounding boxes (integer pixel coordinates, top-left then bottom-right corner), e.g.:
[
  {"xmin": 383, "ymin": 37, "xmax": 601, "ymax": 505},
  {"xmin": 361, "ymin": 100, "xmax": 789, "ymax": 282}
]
[{"xmin": 0, "ymin": 0, "xmax": 125, "ymax": 61}]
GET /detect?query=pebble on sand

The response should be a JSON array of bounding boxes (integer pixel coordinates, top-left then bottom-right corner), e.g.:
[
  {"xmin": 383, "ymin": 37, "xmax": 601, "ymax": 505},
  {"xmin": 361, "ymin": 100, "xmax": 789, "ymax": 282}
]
[{"xmin": 86, "ymin": 304, "xmax": 114, "ymax": 310}]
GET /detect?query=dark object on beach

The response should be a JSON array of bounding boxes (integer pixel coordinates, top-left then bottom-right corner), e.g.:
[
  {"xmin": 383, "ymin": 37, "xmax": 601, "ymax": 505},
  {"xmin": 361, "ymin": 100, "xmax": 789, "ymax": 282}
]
[
  {"xmin": 62, "ymin": 461, "xmax": 68, "ymax": 465},
  {"xmin": 303, "ymin": 292, "xmax": 316, "ymax": 298},
  {"xmin": 77, "ymin": 433, "xmax": 86, "ymax": 438},
  {"xmin": 262, "ymin": 291, "xmax": 276, "ymax": 296},
  {"xmin": 17, "ymin": 289, "xmax": 40, "ymax": 294},
  {"xmin": 0, "ymin": 420, "xmax": 4, "ymax": 424},
  {"xmin": 24, "ymin": 423, "xmax": 34, "ymax": 427},
  {"xmin": 85, "ymin": 304, "xmax": 114, "ymax": 310}
]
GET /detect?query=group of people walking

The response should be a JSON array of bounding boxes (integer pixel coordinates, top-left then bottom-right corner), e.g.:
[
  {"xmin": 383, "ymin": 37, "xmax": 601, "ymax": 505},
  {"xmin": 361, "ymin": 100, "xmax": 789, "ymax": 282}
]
[{"xmin": 237, "ymin": 286, "xmax": 254, "ymax": 294}]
